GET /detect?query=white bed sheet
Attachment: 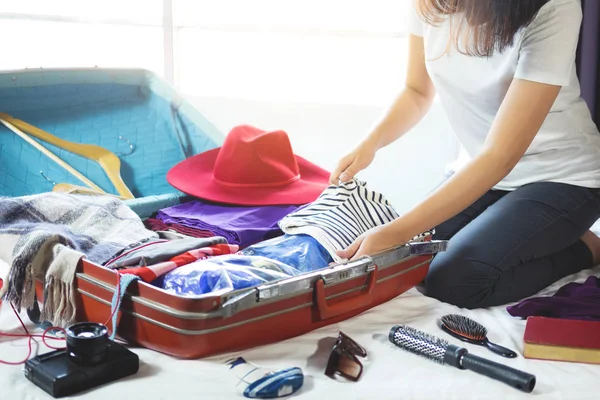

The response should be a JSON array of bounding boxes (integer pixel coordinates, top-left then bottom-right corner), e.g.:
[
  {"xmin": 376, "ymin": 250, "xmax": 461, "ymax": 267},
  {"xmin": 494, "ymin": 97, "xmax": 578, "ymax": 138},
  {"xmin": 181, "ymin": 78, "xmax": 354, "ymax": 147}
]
[{"xmin": 1, "ymin": 263, "xmax": 599, "ymax": 400}]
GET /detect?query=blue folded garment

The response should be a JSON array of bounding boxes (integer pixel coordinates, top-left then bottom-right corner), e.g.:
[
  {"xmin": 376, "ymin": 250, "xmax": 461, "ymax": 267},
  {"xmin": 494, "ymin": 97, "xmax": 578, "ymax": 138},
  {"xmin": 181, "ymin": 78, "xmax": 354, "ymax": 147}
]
[
  {"xmin": 239, "ymin": 233, "xmax": 333, "ymax": 273},
  {"xmin": 160, "ymin": 254, "xmax": 301, "ymax": 296}
]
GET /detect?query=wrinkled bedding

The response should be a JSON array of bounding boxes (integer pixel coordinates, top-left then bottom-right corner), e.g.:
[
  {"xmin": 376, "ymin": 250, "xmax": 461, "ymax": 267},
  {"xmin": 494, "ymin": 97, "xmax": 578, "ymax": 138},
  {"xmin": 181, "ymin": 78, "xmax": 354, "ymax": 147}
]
[{"xmin": 1, "ymin": 258, "xmax": 599, "ymax": 400}]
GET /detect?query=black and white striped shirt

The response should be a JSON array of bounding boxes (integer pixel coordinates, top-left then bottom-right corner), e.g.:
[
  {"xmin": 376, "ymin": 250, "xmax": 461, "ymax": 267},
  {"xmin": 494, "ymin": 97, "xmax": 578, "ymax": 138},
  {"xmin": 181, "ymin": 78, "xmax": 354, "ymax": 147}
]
[{"xmin": 278, "ymin": 179, "xmax": 399, "ymax": 261}]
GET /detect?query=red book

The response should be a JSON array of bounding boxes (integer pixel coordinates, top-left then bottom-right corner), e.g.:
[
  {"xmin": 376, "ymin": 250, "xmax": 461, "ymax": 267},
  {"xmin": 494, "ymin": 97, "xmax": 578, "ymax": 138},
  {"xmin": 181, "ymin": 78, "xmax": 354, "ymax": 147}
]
[{"xmin": 523, "ymin": 316, "xmax": 600, "ymax": 364}]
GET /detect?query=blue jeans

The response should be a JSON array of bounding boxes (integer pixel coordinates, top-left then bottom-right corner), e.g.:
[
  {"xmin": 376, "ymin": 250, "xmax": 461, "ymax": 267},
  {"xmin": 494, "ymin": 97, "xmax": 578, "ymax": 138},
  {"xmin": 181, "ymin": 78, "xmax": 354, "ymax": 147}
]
[{"xmin": 424, "ymin": 181, "xmax": 600, "ymax": 309}]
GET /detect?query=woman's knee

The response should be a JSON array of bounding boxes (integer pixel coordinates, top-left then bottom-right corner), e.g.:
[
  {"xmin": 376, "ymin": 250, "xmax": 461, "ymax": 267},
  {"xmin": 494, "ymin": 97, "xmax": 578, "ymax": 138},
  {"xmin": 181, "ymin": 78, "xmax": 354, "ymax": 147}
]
[{"xmin": 424, "ymin": 249, "xmax": 498, "ymax": 309}]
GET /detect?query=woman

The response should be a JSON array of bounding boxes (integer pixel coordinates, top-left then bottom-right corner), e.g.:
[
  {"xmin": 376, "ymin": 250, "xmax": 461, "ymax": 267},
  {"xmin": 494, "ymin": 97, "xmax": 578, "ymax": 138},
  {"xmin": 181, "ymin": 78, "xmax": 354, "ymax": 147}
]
[{"xmin": 331, "ymin": 0, "xmax": 600, "ymax": 309}]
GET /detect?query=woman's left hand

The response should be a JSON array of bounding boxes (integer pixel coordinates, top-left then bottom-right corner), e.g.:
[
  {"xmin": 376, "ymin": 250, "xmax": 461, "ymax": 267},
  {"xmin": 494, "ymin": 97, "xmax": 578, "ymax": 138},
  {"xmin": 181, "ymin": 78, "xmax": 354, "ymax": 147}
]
[{"xmin": 336, "ymin": 224, "xmax": 408, "ymax": 261}]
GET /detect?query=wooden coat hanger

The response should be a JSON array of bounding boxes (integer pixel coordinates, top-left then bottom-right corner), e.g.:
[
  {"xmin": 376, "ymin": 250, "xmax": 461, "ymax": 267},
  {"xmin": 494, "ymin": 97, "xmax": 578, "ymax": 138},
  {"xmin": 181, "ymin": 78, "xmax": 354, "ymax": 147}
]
[
  {"xmin": 0, "ymin": 116, "xmax": 106, "ymax": 193},
  {"xmin": 0, "ymin": 113, "xmax": 134, "ymax": 199},
  {"xmin": 53, "ymin": 182, "xmax": 126, "ymax": 200}
]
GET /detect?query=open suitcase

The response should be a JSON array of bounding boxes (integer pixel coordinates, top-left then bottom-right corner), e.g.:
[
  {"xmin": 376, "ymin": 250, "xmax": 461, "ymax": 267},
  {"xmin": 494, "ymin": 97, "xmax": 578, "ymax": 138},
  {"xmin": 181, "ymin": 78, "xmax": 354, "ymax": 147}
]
[{"xmin": 0, "ymin": 68, "xmax": 447, "ymax": 359}]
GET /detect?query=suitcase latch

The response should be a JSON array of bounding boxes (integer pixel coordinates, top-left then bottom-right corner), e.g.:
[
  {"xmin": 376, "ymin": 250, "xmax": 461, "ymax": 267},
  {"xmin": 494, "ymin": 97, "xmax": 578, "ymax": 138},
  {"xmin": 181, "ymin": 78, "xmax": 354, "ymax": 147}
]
[
  {"xmin": 321, "ymin": 258, "xmax": 374, "ymax": 285},
  {"xmin": 257, "ymin": 278, "xmax": 312, "ymax": 302}
]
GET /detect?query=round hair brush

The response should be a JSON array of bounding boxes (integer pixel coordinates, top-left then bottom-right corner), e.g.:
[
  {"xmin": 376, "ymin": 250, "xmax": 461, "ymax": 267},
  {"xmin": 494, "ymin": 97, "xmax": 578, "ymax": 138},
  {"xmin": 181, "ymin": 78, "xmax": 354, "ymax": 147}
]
[
  {"xmin": 440, "ymin": 314, "xmax": 517, "ymax": 358},
  {"xmin": 389, "ymin": 325, "xmax": 535, "ymax": 393}
]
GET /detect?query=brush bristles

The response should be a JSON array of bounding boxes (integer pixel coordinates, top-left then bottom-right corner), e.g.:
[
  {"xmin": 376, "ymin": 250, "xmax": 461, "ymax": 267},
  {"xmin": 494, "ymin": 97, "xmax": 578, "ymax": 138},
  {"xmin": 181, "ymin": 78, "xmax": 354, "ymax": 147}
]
[
  {"xmin": 390, "ymin": 325, "xmax": 449, "ymax": 364},
  {"xmin": 441, "ymin": 314, "xmax": 487, "ymax": 340}
]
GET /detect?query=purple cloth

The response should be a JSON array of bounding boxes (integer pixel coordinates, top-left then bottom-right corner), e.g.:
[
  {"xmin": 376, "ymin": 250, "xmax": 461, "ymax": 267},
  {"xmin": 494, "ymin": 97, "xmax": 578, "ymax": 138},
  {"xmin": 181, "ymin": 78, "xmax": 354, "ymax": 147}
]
[
  {"xmin": 155, "ymin": 200, "xmax": 302, "ymax": 249},
  {"xmin": 506, "ymin": 276, "xmax": 600, "ymax": 321}
]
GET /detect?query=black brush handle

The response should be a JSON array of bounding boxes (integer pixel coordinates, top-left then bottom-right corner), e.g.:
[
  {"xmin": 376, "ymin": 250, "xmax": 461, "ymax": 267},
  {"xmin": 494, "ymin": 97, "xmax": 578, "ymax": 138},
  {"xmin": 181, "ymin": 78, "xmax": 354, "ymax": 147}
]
[
  {"xmin": 441, "ymin": 325, "xmax": 518, "ymax": 359},
  {"xmin": 484, "ymin": 338, "xmax": 518, "ymax": 358},
  {"xmin": 460, "ymin": 352, "xmax": 536, "ymax": 393}
]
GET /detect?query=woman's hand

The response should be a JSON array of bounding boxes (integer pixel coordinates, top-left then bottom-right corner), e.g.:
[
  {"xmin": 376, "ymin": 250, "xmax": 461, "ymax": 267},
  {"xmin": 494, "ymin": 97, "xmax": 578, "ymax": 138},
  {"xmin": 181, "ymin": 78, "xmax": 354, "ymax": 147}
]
[
  {"xmin": 336, "ymin": 223, "xmax": 409, "ymax": 261},
  {"xmin": 329, "ymin": 141, "xmax": 377, "ymax": 185}
]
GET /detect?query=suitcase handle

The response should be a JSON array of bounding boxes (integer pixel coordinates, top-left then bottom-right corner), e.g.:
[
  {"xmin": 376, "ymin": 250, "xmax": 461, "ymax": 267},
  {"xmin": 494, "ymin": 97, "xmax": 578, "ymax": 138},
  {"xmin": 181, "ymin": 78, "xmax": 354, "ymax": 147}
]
[{"xmin": 315, "ymin": 265, "xmax": 378, "ymax": 320}]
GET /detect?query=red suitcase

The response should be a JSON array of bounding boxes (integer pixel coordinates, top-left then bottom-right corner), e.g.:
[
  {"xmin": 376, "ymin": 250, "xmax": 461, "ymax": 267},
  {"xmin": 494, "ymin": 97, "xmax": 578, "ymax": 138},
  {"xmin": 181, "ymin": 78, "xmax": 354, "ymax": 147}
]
[
  {"xmin": 0, "ymin": 68, "xmax": 448, "ymax": 359},
  {"xmin": 0, "ymin": 236, "xmax": 445, "ymax": 359},
  {"xmin": 71, "ymin": 237, "xmax": 445, "ymax": 358}
]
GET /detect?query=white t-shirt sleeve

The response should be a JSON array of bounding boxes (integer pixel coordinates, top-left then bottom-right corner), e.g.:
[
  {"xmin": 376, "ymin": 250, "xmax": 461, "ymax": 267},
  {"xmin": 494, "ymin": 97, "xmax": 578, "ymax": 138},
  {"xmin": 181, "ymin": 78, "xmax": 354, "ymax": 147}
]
[
  {"xmin": 407, "ymin": 1, "xmax": 423, "ymax": 37},
  {"xmin": 514, "ymin": 0, "xmax": 582, "ymax": 87}
]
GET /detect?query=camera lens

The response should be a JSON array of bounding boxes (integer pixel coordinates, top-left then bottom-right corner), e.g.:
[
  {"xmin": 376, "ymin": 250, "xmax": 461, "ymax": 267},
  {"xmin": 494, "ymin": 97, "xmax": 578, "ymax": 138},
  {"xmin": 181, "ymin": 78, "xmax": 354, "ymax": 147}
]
[{"xmin": 66, "ymin": 322, "xmax": 109, "ymax": 366}]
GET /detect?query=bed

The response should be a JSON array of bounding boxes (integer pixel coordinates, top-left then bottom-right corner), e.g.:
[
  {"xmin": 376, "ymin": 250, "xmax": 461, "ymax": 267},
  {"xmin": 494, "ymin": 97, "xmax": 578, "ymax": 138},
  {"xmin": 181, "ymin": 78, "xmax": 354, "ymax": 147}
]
[{"xmin": 2, "ymin": 257, "xmax": 598, "ymax": 400}]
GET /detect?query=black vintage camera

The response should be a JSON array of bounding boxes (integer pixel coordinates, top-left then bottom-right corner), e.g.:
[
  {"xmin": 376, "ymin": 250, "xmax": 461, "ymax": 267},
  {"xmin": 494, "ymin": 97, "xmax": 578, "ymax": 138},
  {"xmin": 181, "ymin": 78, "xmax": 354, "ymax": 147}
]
[{"xmin": 24, "ymin": 322, "xmax": 139, "ymax": 398}]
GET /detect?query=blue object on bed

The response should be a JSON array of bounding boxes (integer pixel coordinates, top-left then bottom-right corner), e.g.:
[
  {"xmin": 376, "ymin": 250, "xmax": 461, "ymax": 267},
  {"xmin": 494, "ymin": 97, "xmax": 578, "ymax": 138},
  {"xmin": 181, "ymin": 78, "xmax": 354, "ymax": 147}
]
[
  {"xmin": 0, "ymin": 68, "xmax": 223, "ymax": 203},
  {"xmin": 239, "ymin": 233, "xmax": 333, "ymax": 272},
  {"xmin": 159, "ymin": 254, "xmax": 302, "ymax": 296}
]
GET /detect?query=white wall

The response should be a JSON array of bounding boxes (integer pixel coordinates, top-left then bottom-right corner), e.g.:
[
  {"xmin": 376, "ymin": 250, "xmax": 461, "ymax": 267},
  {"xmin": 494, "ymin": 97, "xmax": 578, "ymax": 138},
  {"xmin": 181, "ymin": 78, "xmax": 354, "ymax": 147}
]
[{"xmin": 191, "ymin": 96, "xmax": 459, "ymax": 214}]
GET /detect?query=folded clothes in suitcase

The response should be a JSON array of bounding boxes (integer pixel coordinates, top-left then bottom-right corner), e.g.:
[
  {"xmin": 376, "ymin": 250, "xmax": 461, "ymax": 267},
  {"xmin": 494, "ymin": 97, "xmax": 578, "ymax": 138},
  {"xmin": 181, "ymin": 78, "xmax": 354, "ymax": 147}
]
[{"xmin": 0, "ymin": 68, "xmax": 447, "ymax": 359}]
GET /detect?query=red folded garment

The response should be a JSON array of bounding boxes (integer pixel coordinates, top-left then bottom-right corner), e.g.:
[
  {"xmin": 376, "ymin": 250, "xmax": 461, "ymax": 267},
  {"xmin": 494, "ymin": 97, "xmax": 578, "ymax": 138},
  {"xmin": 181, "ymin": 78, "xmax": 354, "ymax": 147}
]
[{"xmin": 118, "ymin": 243, "xmax": 239, "ymax": 283}]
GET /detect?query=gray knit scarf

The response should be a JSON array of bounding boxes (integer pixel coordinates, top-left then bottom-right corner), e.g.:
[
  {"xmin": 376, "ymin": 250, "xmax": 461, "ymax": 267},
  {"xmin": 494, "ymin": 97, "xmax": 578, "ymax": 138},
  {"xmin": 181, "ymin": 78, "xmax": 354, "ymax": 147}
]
[{"xmin": 0, "ymin": 192, "xmax": 158, "ymax": 327}]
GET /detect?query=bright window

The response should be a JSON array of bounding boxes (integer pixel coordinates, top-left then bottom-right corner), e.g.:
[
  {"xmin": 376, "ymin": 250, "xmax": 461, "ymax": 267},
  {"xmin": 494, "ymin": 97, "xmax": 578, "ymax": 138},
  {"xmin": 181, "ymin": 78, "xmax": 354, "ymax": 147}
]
[
  {"xmin": 0, "ymin": 0, "xmax": 163, "ymax": 73},
  {"xmin": 0, "ymin": 0, "xmax": 411, "ymax": 106},
  {"xmin": 172, "ymin": 0, "xmax": 409, "ymax": 33},
  {"xmin": 0, "ymin": 20, "xmax": 164, "ymax": 74},
  {"xmin": 1, "ymin": 0, "xmax": 162, "ymax": 24},
  {"xmin": 173, "ymin": 0, "xmax": 410, "ymax": 105}
]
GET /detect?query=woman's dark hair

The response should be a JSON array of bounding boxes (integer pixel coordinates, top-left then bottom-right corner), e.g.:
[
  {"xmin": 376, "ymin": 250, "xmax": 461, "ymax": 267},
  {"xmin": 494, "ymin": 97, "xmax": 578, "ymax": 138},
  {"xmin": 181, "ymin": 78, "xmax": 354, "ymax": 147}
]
[{"xmin": 417, "ymin": 0, "xmax": 550, "ymax": 57}]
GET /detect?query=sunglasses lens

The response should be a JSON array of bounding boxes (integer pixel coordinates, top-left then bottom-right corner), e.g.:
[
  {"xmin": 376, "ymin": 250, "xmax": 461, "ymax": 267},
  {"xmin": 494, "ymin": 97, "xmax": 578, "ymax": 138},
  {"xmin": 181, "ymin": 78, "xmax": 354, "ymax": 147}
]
[
  {"xmin": 337, "ymin": 353, "xmax": 362, "ymax": 380},
  {"xmin": 325, "ymin": 333, "xmax": 366, "ymax": 382},
  {"xmin": 326, "ymin": 348, "xmax": 363, "ymax": 381},
  {"xmin": 339, "ymin": 332, "xmax": 367, "ymax": 357}
]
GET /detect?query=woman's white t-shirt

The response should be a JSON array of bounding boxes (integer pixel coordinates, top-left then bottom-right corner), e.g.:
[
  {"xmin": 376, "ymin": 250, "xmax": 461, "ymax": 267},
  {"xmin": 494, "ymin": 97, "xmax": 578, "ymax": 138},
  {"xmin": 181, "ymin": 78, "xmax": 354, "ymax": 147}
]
[{"xmin": 408, "ymin": 0, "xmax": 600, "ymax": 190}]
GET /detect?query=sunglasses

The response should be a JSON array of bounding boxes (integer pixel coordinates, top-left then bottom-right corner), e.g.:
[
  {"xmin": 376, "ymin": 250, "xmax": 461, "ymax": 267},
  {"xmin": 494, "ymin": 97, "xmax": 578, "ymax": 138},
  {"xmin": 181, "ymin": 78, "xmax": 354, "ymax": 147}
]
[{"xmin": 325, "ymin": 331, "xmax": 367, "ymax": 382}]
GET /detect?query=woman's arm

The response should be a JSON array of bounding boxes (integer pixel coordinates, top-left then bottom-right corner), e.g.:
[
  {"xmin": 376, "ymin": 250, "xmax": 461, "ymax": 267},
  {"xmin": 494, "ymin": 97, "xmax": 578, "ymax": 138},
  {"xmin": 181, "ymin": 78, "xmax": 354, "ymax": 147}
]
[
  {"xmin": 338, "ymin": 78, "xmax": 562, "ymax": 260},
  {"xmin": 390, "ymin": 78, "xmax": 562, "ymax": 241},
  {"xmin": 363, "ymin": 34, "xmax": 437, "ymax": 151}
]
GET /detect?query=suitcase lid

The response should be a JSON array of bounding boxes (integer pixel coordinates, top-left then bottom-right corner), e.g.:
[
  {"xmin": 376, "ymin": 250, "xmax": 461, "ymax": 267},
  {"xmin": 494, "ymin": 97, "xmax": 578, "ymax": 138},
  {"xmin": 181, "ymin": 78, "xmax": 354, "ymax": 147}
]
[{"xmin": 0, "ymin": 67, "xmax": 223, "ymax": 200}]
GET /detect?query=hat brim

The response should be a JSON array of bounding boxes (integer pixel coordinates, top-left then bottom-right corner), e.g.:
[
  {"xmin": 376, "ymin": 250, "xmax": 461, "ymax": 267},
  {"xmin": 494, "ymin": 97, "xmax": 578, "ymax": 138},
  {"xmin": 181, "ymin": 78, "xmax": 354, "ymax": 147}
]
[{"xmin": 166, "ymin": 148, "xmax": 330, "ymax": 206}]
